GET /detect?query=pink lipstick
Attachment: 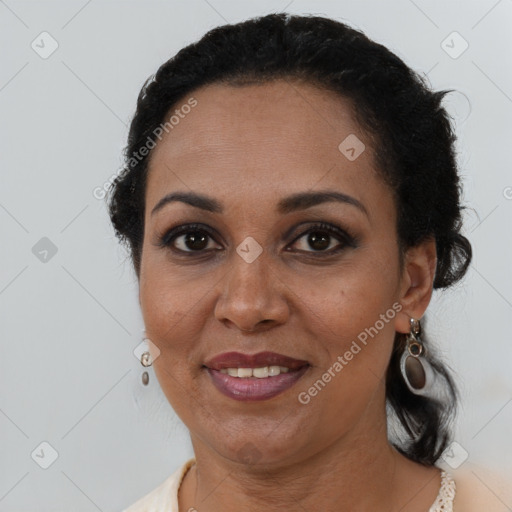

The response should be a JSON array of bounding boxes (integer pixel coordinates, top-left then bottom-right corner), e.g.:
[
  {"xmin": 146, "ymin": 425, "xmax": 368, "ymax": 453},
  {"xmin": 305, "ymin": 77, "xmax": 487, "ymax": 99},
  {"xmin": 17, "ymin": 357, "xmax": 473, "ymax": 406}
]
[{"xmin": 204, "ymin": 351, "xmax": 310, "ymax": 401}]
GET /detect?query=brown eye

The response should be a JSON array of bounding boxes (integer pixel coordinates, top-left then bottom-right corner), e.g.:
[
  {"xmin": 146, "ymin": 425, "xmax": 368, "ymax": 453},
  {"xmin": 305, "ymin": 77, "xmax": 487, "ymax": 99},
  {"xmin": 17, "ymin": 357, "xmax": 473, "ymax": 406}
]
[
  {"xmin": 175, "ymin": 231, "xmax": 212, "ymax": 251},
  {"xmin": 289, "ymin": 222, "xmax": 355, "ymax": 254},
  {"xmin": 159, "ymin": 223, "xmax": 221, "ymax": 253}
]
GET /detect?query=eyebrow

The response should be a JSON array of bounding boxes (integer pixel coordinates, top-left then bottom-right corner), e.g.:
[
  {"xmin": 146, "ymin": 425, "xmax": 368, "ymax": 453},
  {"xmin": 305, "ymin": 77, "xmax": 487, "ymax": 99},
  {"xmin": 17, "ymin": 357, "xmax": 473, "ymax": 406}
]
[{"xmin": 150, "ymin": 190, "xmax": 368, "ymax": 217}]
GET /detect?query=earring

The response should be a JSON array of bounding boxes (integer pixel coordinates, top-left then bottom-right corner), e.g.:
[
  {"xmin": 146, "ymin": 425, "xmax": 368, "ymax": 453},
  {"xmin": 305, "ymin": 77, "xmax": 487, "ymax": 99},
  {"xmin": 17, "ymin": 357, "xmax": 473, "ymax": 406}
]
[
  {"xmin": 140, "ymin": 351, "xmax": 153, "ymax": 367},
  {"xmin": 400, "ymin": 318, "xmax": 436, "ymax": 396},
  {"xmin": 139, "ymin": 331, "xmax": 153, "ymax": 368},
  {"xmin": 139, "ymin": 334, "xmax": 161, "ymax": 370}
]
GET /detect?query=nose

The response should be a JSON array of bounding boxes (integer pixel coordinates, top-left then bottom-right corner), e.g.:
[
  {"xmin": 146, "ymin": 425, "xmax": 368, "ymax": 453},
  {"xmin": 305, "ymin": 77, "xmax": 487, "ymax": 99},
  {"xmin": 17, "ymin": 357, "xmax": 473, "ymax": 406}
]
[{"xmin": 214, "ymin": 248, "xmax": 290, "ymax": 333}]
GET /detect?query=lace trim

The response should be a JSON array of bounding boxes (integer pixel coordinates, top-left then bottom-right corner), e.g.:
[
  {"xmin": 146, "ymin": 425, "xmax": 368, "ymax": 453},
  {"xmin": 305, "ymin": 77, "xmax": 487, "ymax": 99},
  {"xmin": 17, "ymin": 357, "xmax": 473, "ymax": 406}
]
[{"xmin": 428, "ymin": 470, "xmax": 456, "ymax": 512}]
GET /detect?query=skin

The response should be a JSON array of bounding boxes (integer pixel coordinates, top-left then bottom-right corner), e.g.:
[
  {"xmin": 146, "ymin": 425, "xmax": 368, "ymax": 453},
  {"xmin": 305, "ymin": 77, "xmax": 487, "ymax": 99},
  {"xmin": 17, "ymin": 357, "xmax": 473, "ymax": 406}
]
[{"xmin": 138, "ymin": 79, "xmax": 439, "ymax": 512}]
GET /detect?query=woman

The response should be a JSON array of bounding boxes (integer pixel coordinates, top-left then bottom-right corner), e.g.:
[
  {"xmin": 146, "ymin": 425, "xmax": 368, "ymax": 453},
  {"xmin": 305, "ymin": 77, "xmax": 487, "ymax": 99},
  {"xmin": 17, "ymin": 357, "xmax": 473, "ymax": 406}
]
[{"xmin": 109, "ymin": 13, "xmax": 509, "ymax": 512}]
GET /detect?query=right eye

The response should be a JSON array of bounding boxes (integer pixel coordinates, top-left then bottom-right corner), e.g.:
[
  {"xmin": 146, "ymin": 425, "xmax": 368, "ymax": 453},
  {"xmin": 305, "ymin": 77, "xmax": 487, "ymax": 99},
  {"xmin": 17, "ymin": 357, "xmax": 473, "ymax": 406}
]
[{"xmin": 158, "ymin": 223, "xmax": 222, "ymax": 254}]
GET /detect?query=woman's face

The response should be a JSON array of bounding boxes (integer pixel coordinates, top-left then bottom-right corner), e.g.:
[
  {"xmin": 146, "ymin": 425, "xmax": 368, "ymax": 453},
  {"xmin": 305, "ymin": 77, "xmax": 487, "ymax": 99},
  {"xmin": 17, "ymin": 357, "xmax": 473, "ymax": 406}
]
[{"xmin": 139, "ymin": 79, "xmax": 418, "ymax": 466}]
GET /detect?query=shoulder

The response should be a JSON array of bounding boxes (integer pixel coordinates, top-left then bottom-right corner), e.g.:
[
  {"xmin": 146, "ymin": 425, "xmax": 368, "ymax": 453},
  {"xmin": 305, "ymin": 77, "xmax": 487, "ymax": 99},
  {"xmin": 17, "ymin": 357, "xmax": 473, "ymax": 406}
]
[
  {"xmin": 121, "ymin": 458, "xmax": 196, "ymax": 512},
  {"xmin": 450, "ymin": 462, "xmax": 512, "ymax": 512}
]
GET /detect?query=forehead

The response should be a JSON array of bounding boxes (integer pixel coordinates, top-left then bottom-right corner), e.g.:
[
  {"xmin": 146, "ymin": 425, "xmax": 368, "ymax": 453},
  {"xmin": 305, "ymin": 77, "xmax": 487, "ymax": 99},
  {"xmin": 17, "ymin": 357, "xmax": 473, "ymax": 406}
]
[{"xmin": 145, "ymin": 79, "xmax": 384, "ymax": 215}]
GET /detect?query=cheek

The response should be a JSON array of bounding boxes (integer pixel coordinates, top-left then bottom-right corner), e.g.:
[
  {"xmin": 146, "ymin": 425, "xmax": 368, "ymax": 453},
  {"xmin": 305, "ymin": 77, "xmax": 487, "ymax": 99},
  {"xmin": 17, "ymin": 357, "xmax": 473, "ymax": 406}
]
[
  {"xmin": 299, "ymin": 249, "xmax": 400, "ymax": 342},
  {"xmin": 294, "ymin": 248, "xmax": 400, "ymax": 403},
  {"xmin": 301, "ymin": 282, "xmax": 397, "ymax": 395},
  {"xmin": 139, "ymin": 259, "xmax": 211, "ymax": 360},
  {"xmin": 140, "ymin": 243, "xmax": 205, "ymax": 317},
  {"xmin": 294, "ymin": 293, "xmax": 397, "ymax": 443},
  {"xmin": 139, "ymin": 265, "xmax": 211, "ymax": 422}
]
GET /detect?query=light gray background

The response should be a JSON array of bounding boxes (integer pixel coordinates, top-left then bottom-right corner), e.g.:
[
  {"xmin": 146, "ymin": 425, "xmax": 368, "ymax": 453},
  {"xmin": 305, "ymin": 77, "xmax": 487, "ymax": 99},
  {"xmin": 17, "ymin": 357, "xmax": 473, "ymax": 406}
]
[{"xmin": 1, "ymin": 0, "xmax": 511, "ymax": 510}]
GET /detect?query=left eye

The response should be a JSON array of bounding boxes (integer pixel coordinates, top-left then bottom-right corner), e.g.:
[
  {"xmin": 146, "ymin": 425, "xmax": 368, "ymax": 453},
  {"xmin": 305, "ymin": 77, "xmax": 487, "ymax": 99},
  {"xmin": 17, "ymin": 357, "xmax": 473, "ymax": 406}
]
[{"xmin": 289, "ymin": 223, "xmax": 352, "ymax": 254}]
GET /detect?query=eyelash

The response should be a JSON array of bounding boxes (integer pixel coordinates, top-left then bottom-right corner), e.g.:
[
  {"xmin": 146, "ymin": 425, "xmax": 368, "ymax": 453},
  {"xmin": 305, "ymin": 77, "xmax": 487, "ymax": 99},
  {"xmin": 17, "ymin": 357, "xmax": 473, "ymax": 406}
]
[{"xmin": 157, "ymin": 222, "xmax": 358, "ymax": 257}]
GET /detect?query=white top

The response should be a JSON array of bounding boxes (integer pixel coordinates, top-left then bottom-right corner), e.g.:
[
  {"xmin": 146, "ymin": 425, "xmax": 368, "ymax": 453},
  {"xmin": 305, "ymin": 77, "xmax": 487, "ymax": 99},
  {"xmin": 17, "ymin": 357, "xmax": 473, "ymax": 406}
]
[
  {"xmin": 121, "ymin": 458, "xmax": 511, "ymax": 512},
  {"xmin": 122, "ymin": 459, "xmax": 195, "ymax": 512}
]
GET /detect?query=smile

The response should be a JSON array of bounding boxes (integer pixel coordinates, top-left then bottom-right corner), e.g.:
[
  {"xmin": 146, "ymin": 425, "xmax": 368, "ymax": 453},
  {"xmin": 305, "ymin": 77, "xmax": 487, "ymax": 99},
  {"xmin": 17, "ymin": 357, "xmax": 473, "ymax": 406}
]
[{"xmin": 204, "ymin": 351, "xmax": 310, "ymax": 401}]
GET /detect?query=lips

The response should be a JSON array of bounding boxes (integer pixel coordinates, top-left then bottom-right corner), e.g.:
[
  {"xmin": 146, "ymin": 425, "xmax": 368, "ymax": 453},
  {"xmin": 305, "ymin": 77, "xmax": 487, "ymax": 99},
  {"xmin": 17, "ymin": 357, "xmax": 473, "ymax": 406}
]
[
  {"xmin": 204, "ymin": 351, "xmax": 309, "ymax": 370},
  {"xmin": 203, "ymin": 351, "xmax": 310, "ymax": 401}
]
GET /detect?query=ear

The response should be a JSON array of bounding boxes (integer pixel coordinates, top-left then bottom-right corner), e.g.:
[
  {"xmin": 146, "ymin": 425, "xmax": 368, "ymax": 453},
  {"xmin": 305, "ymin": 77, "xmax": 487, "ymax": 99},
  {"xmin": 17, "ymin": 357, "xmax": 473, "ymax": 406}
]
[{"xmin": 395, "ymin": 237, "xmax": 437, "ymax": 334}]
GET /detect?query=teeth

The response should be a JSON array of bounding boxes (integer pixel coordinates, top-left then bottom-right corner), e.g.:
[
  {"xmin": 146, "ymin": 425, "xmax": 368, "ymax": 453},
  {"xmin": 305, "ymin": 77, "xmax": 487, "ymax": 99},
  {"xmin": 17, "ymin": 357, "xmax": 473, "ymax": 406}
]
[
  {"xmin": 237, "ymin": 368, "xmax": 253, "ymax": 378},
  {"xmin": 252, "ymin": 366, "xmax": 268, "ymax": 378},
  {"xmin": 268, "ymin": 365, "xmax": 281, "ymax": 376},
  {"xmin": 218, "ymin": 366, "xmax": 292, "ymax": 377}
]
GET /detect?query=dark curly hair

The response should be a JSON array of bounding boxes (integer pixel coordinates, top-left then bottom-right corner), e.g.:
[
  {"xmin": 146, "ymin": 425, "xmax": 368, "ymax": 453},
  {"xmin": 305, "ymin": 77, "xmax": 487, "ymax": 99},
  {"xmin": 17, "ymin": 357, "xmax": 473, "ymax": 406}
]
[{"xmin": 107, "ymin": 12, "xmax": 472, "ymax": 466}]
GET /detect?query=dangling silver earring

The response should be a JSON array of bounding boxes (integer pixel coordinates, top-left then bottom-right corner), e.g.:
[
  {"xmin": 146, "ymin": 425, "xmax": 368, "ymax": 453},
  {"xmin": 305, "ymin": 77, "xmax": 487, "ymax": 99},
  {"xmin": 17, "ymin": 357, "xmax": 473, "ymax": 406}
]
[
  {"xmin": 139, "ymin": 336, "xmax": 152, "ymax": 386},
  {"xmin": 400, "ymin": 318, "xmax": 436, "ymax": 396}
]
